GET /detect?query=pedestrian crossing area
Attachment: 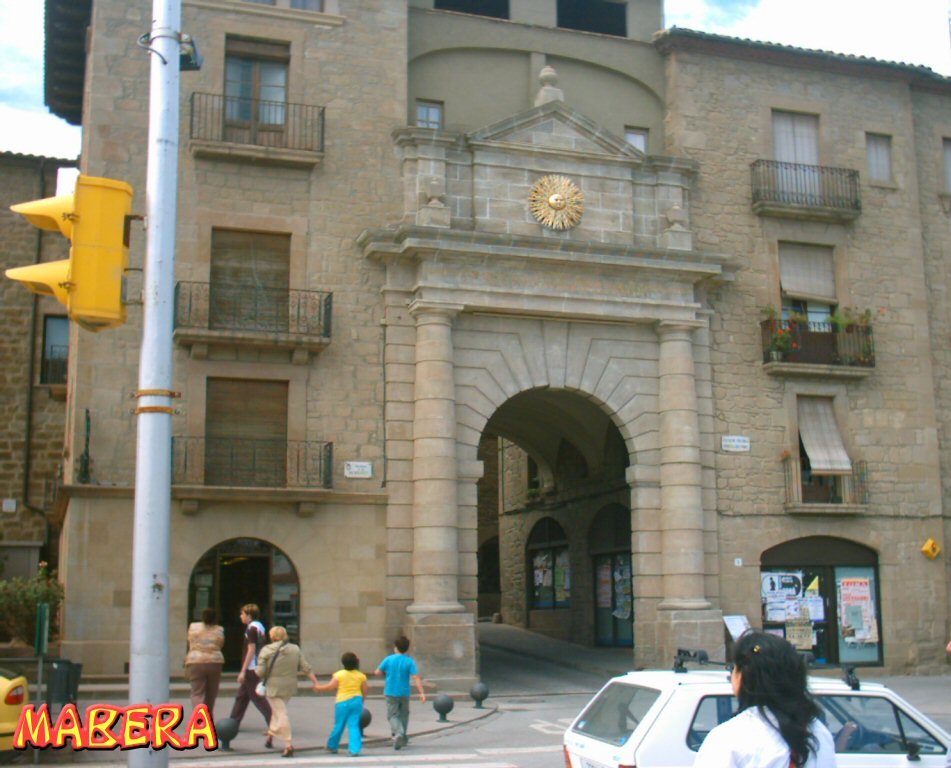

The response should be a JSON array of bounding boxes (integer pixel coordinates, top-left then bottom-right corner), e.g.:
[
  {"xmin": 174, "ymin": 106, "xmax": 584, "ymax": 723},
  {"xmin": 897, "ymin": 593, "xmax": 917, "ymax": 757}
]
[{"xmin": 113, "ymin": 745, "xmax": 563, "ymax": 768}]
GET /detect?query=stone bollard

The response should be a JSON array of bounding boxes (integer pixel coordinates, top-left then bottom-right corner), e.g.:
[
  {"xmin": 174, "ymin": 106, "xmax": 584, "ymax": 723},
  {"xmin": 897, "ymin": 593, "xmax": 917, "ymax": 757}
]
[
  {"xmin": 215, "ymin": 717, "xmax": 239, "ymax": 751},
  {"xmin": 432, "ymin": 693, "xmax": 454, "ymax": 722},
  {"xmin": 470, "ymin": 681, "xmax": 489, "ymax": 709}
]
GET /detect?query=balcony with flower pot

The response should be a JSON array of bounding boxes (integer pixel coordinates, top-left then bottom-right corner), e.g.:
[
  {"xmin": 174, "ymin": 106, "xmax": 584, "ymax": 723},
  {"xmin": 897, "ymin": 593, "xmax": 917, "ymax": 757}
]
[{"xmin": 760, "ymin": 307, "xmax": 875, "ymax": 379}]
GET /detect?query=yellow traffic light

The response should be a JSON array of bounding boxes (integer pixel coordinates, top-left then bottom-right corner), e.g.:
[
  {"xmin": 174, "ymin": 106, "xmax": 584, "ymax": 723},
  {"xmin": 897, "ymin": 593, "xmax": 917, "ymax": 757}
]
[{"xmin": 5, "ymin": 175, "xmax": 134, "ymax": 332}]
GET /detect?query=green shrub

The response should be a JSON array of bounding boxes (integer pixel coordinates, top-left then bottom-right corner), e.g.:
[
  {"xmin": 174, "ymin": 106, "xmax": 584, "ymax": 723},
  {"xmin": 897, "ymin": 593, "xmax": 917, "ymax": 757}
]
[{"xmin": 0, "ymin": 563, "xmax": 65, "ymax": 644}]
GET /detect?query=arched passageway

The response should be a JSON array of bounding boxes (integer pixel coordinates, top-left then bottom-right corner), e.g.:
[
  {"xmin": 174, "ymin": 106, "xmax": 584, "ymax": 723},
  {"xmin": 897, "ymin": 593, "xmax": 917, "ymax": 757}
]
[{"xmin": 475, "ymin": 388, "xmax": 631, "ymax": 647}]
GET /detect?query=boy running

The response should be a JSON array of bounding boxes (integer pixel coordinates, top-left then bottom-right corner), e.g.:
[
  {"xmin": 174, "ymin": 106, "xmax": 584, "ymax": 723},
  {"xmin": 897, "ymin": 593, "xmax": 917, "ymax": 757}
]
[{"xmin": 374, "ymin": 635, "xmax": 426, "ymax": 750}]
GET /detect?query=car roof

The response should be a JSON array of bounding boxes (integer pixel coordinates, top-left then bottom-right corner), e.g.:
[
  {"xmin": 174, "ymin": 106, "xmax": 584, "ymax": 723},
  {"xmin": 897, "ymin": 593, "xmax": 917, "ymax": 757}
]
[{"xmin": 605, "ymin": 669, "xmax": 892, "ymax": 695}]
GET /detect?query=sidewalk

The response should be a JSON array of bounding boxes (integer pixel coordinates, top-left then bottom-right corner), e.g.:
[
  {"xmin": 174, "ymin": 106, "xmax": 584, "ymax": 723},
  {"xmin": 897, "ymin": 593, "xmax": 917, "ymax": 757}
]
[{"xmin": 27, "ymin": 623, "xmax": 951, "ymax": 762}]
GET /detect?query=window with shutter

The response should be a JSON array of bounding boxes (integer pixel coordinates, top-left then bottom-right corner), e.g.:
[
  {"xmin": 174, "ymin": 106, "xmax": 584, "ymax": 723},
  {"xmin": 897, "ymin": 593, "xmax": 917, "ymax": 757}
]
[
  {"xmin": 205, "ymin": 378, "xmax": 289, "ymax": 487},
  {"xmin": 865, "ymin": 133, "xmax": 892, "ymax": 183},
  {"xmin": 772, "ymin": 110, "xmax": 820, "ymax": 202},
  {"xmin": 209, "ymin": 229, "xmax": 291, "ymax": 333}
]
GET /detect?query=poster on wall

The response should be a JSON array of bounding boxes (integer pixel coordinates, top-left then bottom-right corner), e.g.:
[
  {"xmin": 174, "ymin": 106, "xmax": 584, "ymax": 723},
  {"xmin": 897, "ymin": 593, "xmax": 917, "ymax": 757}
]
[
  {"xmin": 838, "ymin": 576, "xmax": 879, "ymax": 644},
  {"xmin": 554, "ymin": 549, "xmax": 571, "ymax": 604},
  {"xmin": 761, "ymin": 571, "xmax": 803, "ymax": 622},
  {"xmin": 612, "ymin": 558, "xmax": 632, "ymax": 620},
  {"xmin": 785, "ymin": 617, "xmax": 814, "ymax": 650},
  {"xmin": 596, "ymin": 563, "xmax": 612, "ymax": 608}
]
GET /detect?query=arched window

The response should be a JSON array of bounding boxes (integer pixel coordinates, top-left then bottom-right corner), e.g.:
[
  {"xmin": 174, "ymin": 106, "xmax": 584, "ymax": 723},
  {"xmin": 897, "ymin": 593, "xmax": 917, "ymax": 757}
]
[
  {"xmin": 761, "ymin": 536, "xmax": 881, "ymax": 666},
  {"xmin": 527, "ymin": 518, "xmax": 570, "ymax": 609}
]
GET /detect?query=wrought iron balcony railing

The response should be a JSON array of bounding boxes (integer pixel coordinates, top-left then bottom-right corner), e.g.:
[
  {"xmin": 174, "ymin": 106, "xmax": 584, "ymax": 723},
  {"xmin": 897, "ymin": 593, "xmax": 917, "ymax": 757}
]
[
  {"xmin": 174, "ymin": 282, "xmax": 332, "ymax": 339},
  {"xmin": 751, "ymin": 160, "xmax": 861, "ymax": 217},
  {"xmin": 783, "ymin": 455, "xmax": 868, "ymax": 506},
  {"xmin": 173, "ymin": 437, "xmax": 333, "ymax": 489},
  {"xmin": 761, "ymin": 319, "xmax": 874, "ymax": 368},
  {"xmin": 189, "ymin": 92, "xmax": 325, "ymax": 153},
  {"xmin": 42, "ymin": 346, "xmax": 68, "ymax": 385}
]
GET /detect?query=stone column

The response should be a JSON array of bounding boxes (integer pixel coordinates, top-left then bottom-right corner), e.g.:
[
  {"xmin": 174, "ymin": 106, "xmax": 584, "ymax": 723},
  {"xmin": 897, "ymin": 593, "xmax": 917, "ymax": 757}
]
[
  {"xmin": 404, "ymin": 301, "xmax": 476, "ymax": 685},
  {"xmin": 656, "ymin": 321, "xmax": 710, "ymax": 610},
  {"xmin": 408, "ymin": 302, "xmax": 464, "ymax": 614}
]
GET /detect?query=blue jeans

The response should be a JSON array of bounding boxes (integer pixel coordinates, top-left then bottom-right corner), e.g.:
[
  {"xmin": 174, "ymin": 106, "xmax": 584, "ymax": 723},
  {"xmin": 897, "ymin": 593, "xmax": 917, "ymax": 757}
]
[{"xmin": 327, "ymin": 696, "xmax": 363, "ymax": 755}]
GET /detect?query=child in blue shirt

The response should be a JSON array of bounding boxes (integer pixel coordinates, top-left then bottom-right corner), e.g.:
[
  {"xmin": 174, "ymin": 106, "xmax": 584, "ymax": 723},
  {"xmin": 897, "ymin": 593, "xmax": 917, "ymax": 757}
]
[{"xmin": 374, "ymin": 635, "xmax": 426, "ymax": 749}]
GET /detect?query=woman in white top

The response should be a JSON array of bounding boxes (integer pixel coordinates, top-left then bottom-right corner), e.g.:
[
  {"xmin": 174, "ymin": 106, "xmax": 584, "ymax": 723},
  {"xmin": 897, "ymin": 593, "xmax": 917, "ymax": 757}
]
[{"xmin": 694, "ymin": 631, "xmax": 836, "ymax": 768}]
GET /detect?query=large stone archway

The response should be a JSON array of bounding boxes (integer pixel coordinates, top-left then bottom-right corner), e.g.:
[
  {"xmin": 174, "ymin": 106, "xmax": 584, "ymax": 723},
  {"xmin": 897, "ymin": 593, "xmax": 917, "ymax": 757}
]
[{"xmin": 360, "ymin": 97, "xmax": 730, "ymax": 681}]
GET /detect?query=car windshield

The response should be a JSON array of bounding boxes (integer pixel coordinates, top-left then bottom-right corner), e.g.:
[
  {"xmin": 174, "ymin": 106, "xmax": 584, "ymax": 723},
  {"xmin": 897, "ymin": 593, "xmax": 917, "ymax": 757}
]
[
  {"xmin": 571, "ymin": 682, "xmax": 661, "ymax": 746},
  {"xmin": 816, "ymin": 694, "xmax": 947, "ymax": 756}
]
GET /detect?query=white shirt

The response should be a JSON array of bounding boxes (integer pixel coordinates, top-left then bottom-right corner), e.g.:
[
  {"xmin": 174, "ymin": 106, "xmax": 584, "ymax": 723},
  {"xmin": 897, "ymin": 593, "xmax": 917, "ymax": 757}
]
[{"xmin": 694, "ymin": 707, "xmax": 836, "ymax": 768}]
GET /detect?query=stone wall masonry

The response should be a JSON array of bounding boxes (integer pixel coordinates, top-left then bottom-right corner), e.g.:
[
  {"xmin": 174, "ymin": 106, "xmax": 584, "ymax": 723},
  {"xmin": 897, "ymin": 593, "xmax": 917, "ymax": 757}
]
[
  {"xmin": 73, "ymin": 0, "xmax": 407, "ymax": 490},
  {"xmin": 0, "ymin": 155, "xmax": 72, "ymax": 549},
  {"xmin": 911, "ymin": 90, "xmax": 951, "ymax": 627},
  {"xmin": 663, "ymin": 48, "xmax": 948, "ymax": 669},
  {"xmin": 665, "ymin": 50, "xmax": 944, "ymax": 519}
]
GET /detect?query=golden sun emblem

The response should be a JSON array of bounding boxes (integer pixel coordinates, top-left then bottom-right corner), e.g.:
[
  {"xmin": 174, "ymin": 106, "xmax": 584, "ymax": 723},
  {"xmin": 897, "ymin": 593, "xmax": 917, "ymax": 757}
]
[{"xmin": 528, "ymin": 174, "xmax": 584, "ymax": 230}]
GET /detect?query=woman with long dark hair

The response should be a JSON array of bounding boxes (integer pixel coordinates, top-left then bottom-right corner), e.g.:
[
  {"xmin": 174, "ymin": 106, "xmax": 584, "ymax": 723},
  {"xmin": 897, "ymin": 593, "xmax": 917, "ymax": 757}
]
[{"xmin": 694, "ymin": 631, "xmax": 835, "ymax": 768}]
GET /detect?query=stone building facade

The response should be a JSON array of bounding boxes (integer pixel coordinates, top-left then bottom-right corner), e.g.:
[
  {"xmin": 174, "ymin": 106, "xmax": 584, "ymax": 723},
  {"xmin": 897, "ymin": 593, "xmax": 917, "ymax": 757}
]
[
  {"xmin": 0, "ymin": 152, "xmax": 75, "ymax": 583},
  {"xmin": 33, "ymin": 0, "xmax": 951, "ymax": 678}
]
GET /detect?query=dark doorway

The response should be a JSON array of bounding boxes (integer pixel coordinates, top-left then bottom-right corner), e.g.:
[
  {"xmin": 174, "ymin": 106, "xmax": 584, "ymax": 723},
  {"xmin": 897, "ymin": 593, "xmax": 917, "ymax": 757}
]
[
  {"xmin": 188, "ymin": 538, "xmax": 300, "ymax": 670},
  {"xmin": 219, "ymin": 554, "xmax": 270, "ymax": 668}
]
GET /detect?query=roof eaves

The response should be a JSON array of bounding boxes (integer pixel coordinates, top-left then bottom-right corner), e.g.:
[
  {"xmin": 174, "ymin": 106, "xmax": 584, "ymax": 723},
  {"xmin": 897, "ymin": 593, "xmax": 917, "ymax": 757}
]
[{"xmin": 653, "ymin": 27, "xmax": 951, "ymax": 90}]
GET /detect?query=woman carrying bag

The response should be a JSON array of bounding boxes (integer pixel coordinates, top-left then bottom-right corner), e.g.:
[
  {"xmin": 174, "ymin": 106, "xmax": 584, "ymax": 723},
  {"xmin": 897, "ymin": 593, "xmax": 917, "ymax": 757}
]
[{"xmin": 256, "ymin": 626, "xmax": 319, "ymax": 758}]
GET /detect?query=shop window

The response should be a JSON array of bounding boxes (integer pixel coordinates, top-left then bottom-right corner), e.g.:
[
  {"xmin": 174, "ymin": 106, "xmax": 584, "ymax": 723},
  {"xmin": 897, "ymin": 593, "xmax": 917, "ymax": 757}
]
[
  {"xmin": 434, "ymin": 0, "xmax": 509, "ymax": 19},
  {"xmin": 415, "ymin": 100, "xmax": 443, "ymax": 129},
  {"xmin": 761, "ymin": 536, "xmax": 882, "ymax": 666},
  {"xmin": 41, "ymin": 315, "xmax": 69, "ymax": 385},
  {"xmin": 527, "ymin": 517, "xmax": 570, "ymax": 609},
  {"xmin": 557, "ymin": 0, "xmax": 626, "ymax": 37}
]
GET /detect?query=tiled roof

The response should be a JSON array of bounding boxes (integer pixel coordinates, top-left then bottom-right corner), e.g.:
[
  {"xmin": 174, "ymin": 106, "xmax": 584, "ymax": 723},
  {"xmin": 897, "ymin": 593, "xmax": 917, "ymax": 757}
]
[
  {"xmin": 44, "ymin": 0, "xmax": 91, "ymax": 126},
  {"xmin": 654, "ymin": 27, "xmax": 951, "ymax": 87},
  {"xmin": 0, "ymin": 150, "xmax": 79, "ymax": 165}
]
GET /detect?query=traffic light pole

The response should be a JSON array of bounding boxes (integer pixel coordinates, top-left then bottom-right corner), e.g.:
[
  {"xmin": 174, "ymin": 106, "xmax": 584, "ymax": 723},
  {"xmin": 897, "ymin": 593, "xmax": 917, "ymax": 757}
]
[{"xmin": 128, "ymin": 1, "xmax": 181, "ymax": 766}]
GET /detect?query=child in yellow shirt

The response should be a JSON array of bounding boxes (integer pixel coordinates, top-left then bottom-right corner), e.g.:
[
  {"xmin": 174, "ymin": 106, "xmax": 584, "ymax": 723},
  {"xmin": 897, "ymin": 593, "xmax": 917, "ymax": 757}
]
[{"xmin": 314, "ymin": 651, "xmax": 368, "ymax": 756}]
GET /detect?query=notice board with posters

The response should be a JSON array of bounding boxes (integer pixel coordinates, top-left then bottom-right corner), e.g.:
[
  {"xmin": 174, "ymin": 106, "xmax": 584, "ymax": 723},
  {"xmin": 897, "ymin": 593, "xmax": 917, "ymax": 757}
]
[{"xmin": 836, "ymin": 566, "xmax": 881, "ymax": 664}]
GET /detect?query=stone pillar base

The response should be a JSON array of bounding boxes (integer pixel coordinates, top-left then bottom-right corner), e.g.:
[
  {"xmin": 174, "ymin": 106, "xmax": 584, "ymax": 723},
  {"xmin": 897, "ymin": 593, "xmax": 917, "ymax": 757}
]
[
  {"xmin": 637, "ymin": 608, "xmax": 725, "ymax": 670},
  {"xmin": 403, "ymin": 611, "xmax": 477, "ymax": 691}
]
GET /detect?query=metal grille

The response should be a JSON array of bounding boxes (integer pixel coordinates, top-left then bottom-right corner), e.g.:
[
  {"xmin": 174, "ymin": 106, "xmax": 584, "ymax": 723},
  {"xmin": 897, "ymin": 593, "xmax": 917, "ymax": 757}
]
[
  {"xmin": 751, "ymin": 159, "xmax": 861, "ymax": 212},
  {"xmin": 761, "ymin": 319, "xmax": 874, "ymax": 367},
  {"xmin": 174, "ymin": 282, "xmax": 332, "ymax": 338},
  {"xmin": 42, "ymin": 346, "xmax": 68, "ymax": 385},
  {"xmin": 190, "ymin": 92, "xmax": 325, "ymax": 152},
  {"xmin": 172, "ymin": 437, "xmax": 333, "ymax": 489},
  {"xmin": 783, "ymin": 456, "xmax": 869, "ymax": 505}
]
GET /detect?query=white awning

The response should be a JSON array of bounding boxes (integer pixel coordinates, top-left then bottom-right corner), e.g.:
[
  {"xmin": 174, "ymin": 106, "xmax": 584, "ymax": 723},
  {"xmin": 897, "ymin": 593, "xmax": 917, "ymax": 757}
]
[
  {"xmin": 780, "ymin": 243, "xmax": 836, "ymax": 302},
  {"xmin": 798, "ymin": 397, "xmax": 852, "ymax": 475}
]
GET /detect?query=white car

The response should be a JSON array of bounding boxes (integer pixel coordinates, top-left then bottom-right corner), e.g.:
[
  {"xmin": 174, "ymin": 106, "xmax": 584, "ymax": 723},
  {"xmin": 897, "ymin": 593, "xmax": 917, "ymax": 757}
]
[{"xmin": 563, "ymin": 664, "xmax": 950, "ymax": 768}]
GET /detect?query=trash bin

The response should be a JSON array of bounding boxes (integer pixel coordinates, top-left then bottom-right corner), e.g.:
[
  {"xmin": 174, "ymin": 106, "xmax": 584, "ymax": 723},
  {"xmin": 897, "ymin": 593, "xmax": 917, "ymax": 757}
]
[{"xmin": 46, "ymin": 659, "xmax": 82, "ymax": 708}]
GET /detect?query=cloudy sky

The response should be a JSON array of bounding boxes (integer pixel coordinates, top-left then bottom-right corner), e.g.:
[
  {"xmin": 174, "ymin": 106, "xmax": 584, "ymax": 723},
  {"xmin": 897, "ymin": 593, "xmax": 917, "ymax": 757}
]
[{"xmin": 1, "ymin": 0, "xmax": 949, "ymax": 158}]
